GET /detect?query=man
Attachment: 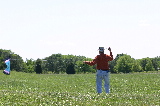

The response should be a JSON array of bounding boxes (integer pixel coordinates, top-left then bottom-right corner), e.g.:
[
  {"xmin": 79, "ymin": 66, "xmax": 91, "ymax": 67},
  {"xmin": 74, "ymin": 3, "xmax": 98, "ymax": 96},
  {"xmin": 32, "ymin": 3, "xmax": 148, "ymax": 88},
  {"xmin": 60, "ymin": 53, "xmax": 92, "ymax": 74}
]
[
  {"xmin": 3, "ymin": 57, "xmax": 11, "ymax": 75},
  {"xmin": 83, "ymin": 47, "xmax": 113, "ymax": 94}
]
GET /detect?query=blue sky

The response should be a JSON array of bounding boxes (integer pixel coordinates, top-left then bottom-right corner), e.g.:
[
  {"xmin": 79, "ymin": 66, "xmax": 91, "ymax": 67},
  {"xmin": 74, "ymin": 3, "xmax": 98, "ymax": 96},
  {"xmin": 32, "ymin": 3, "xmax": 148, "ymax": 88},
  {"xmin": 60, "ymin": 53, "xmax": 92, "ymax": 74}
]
[{"xmin": 0, "ymin": 0, "xmax": 160, "ymax": 60}]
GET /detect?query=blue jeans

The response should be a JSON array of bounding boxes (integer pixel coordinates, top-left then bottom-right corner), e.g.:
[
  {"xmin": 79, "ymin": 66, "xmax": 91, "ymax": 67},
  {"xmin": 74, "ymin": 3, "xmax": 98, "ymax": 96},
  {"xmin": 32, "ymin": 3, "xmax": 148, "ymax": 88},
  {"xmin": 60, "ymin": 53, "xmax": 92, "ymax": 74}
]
[{"xmin": 96, "ymin": 70, "xmax": 110, "ymax": 93}]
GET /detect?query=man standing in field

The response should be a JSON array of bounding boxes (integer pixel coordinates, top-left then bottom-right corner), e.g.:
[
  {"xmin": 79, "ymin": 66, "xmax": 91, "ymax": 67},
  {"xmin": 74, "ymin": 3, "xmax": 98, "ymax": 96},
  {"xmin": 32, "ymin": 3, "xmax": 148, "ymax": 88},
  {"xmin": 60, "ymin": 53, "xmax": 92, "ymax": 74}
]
[{"xmin": 83, "ymin": 47, "xmax": 113, "ymax": 94}]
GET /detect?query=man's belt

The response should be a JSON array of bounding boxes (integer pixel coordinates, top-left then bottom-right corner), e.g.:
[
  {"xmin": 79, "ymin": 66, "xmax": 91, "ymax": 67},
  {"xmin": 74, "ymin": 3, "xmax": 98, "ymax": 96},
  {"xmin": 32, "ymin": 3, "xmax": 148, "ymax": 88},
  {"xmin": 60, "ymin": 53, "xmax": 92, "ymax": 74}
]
[
  {"xmin": 99, "ymin": 69, "xmax": 109, "ymax": 71},
  {"xmin": 99, "ymin": 69, "xmax": 109, "ymax": 72}
]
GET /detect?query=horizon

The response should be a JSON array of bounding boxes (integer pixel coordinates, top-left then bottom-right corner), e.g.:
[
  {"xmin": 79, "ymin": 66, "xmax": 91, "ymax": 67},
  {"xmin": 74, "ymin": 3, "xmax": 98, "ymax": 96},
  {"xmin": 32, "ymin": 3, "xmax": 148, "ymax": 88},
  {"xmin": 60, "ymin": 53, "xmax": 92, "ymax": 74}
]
[{"xmin": 1, "ymin": 48, "xmax": 159, "ymax": 61}]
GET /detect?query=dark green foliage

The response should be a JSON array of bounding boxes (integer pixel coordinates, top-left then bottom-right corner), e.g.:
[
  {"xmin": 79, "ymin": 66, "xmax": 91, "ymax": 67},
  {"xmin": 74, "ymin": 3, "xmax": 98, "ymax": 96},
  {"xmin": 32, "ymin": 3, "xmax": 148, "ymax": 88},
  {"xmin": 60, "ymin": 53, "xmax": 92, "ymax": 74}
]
[
  {"xmin": 66, "ymin": 63, "xmax": 75, "ymax": 74},
  {"xmin": 35, "ymin": 58, "xmax": 42, "ymax": 74},
  {"xmin": 82, "ymin": 63, "xmax": 95, "ymax": 74},
  {"xmin": 114, "ymin": 54, "xmax": 134, "ymax": 73},
  {"xmin": 0, "ymin": 49, "xmax": 12, "ymax": 70},
  {"xmin": 139, "ymin": 58, "xmax": 156, "ymax": 72},
  {"xmin": 0, "ymin": 49, "xmax": 25, "ymax": 72},
  {"xmin": 145, "ymin": 59, "xmax": 155, "ymax": 72},
  {"xmin": 151, "ymin": 57, "xmax": 160, "ymax": 71},
  {"xmin": 25, "ymin": 59, "xmax": 35, "ymax": 73},
  {"xmin": 10, "ymin": 54, "xmax": 24, "ymax": 72},
  {"xmin": 43, "ymin": 54, "xmax": 66, "ymax": 74},
  {"xmin": 35, "ymin": 64, "xmax": 42, "ymax": 74},
  {"xmin": 0, "ymin": 49, "xmax": 160, "ymax": 74},
  {"xmin": 131, "ymin": 60, "xmax": 142, "ymax": 72},
  {"xmin": 111, "ymin": 54, "xmax": 160, "ymax": 73},
  {"xmin": 43, "ymin": 54, "xmax": 96, "ymax": 74},
  {"xmin": 109, "ymin": 53, "xmax": 125, "ymax": 73},
  {"xmin": 139, "ymin": 58, "xmax": 149, "ymax": 71}
]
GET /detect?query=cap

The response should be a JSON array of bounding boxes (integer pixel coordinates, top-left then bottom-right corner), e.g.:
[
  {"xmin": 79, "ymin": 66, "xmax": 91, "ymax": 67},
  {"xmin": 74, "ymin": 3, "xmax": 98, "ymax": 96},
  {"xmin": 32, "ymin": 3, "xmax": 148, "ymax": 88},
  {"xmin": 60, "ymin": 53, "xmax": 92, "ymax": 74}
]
[{"xmin": 99, "ymin": 47, "xmax": 105, "ymax": 52}]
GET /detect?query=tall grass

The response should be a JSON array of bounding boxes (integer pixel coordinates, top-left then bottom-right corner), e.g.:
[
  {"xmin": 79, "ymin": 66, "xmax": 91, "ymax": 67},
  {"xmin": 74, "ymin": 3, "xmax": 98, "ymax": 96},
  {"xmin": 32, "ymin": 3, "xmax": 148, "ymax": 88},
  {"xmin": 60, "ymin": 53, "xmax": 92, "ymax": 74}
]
[{"xmin": 0, "ymin": 71, "xmax": 160, "ymax": 106}]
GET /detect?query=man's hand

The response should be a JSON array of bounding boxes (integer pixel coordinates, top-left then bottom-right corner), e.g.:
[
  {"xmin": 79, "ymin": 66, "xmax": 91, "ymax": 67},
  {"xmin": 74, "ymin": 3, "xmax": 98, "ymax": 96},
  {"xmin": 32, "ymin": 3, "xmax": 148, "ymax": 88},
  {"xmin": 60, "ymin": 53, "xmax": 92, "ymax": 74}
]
[{"xmin": 108, "ymin": 47, "xmax": 111, "ymax": 52}]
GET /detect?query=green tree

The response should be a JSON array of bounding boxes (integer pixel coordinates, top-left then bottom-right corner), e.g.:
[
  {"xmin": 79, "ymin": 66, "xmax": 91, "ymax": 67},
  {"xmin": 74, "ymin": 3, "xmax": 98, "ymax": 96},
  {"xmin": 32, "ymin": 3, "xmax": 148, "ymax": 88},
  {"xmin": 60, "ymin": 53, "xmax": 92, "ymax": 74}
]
[
  {"xmin": 66, "ymin": 63, "xmax": 75, "ymax": 74},
  {"xmin": 145, "ymin": 59, "xmax": 155, "ymax": 72},
  {"xmin": 35, "ymin": 58, "xmax": 42, "ymax": 74},
  {"xmin": 47, "ymin": 54, "xmax": 65, "ymax": 74},
  {"xmin": 114, "ymin": 55, "xmax": 134, "ymax": 73},
  {"xmin": 0, "ymin": 49, "xmax": 25, "ymax": 72},
  {"xmin": 109, "ymin": 53, "xmax": 125, "ymax": 73},
  {"xmin": 131, "ymin": 60, "xmax": 142, "ymax": 72},
  {"xmin": 158, "ymin": 61, "xmax": 160, "ymax": 71},
  {"xmin": 11, "ymin": 54, "xmax": 24, "ymax": 72},
  {"xmin": 139, "ymin": 58, "xmax": 155, "ymax": 72},
  {"xmin": 151, "ymin": 57, "xmax": 159, "ymax": 71},
  {"xmin": 25, "ymin": 59, "xmax": 35, "ymax": 73},
  {"xmin": 139, "ymin": 58, "xmax": 148, "ymax": 71}
]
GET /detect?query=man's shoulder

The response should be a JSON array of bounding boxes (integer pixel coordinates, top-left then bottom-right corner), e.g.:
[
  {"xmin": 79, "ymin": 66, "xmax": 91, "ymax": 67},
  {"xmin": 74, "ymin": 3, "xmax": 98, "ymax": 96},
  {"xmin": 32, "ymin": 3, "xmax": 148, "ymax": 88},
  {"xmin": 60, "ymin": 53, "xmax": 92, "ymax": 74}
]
[
  {"xmin": 95, "ymin": 55, "xmax": 101, "ymax": 59},
  {"xmin": 97, "ymin": 54, "xmax": 108, "ymax": 57}
]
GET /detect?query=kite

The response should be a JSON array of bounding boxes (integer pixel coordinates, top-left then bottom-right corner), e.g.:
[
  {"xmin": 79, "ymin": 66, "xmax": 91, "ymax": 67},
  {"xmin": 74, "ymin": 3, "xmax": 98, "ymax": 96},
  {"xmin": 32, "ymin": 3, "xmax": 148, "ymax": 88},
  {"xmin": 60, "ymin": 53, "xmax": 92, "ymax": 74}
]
[{"xmin": 3, "ymin": 57, "xmax": 11, "ymax": 75}]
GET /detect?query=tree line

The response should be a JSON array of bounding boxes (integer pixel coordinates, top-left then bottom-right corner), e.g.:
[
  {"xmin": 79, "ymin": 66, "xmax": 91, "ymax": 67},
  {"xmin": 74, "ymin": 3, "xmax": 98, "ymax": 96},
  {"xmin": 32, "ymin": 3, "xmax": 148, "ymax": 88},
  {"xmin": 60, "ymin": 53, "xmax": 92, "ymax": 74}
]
[
  {"xmin": 0, "ymin": 49, "xmax": 160, "ymax": 74},
  {"xmin": 109, "ymin": 54, "xmax": 160, "ymax": 73}
]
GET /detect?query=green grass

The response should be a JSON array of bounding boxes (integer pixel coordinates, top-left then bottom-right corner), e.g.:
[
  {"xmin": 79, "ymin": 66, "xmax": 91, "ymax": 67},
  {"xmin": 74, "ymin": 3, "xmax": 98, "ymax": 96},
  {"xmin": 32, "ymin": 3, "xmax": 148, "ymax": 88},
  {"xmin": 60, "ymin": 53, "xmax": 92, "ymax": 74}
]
[{"xmin": 0, "ymin": 71, "xmax": 160, "ymax": 106}]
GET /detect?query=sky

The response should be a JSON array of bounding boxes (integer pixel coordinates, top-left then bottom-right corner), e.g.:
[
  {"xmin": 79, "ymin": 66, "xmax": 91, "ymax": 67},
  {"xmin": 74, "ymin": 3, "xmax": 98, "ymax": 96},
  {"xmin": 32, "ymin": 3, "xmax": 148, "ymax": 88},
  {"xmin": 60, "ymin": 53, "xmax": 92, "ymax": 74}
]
[{"xmin": 0, "ymin": 0, "xmax": 160, "ymax": 60}]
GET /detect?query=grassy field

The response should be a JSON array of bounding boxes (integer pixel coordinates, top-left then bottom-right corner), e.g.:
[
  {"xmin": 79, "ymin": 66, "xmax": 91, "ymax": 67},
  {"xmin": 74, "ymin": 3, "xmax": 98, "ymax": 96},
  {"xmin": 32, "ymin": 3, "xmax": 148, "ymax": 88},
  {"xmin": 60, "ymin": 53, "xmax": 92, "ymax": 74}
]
[{"xmin": 0, "ymin": 71, "xmax": 160, "ymax": 106}]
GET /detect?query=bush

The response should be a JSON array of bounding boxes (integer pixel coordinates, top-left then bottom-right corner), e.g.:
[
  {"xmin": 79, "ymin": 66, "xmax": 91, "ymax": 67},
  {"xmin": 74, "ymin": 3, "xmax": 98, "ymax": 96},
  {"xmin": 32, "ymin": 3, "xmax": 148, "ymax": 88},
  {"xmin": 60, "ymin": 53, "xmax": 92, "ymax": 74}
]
[{"xmin": 66, "ymin": 63, "xmax": 75, "ymax": 74}]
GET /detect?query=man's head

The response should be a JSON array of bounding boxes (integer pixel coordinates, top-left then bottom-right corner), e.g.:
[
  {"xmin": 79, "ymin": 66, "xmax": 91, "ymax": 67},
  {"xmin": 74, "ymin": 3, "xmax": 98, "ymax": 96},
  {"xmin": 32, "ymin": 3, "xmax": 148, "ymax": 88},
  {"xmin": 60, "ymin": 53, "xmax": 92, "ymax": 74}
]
[{"xmin": 99, "ymin": 47, "xmax": 104, "ymax": 54}]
